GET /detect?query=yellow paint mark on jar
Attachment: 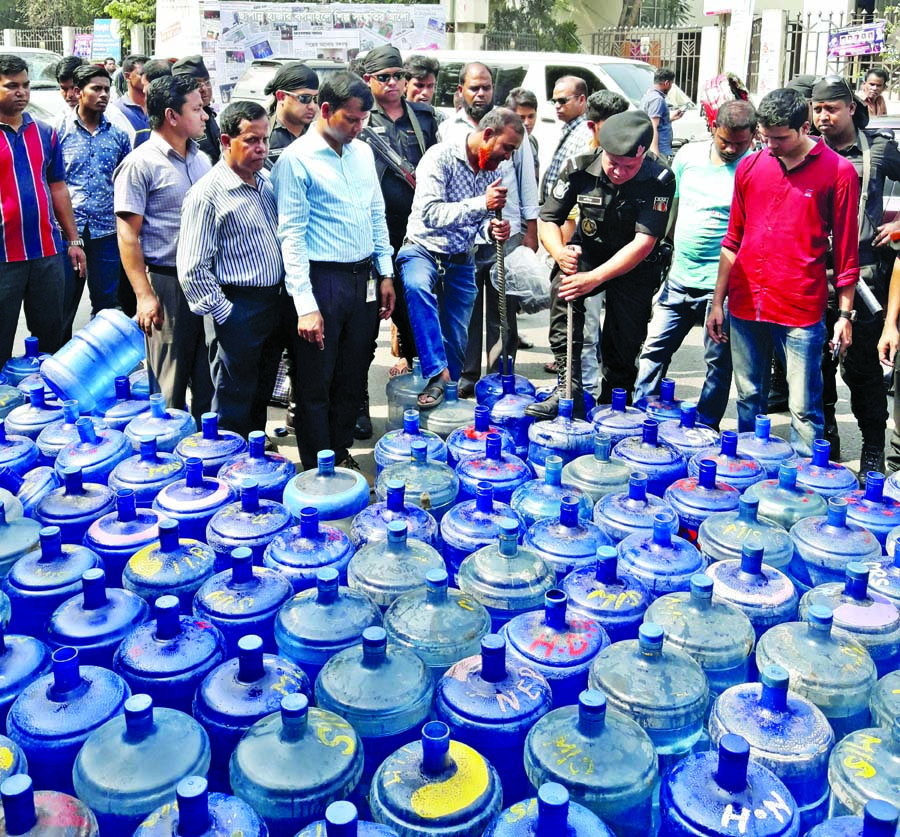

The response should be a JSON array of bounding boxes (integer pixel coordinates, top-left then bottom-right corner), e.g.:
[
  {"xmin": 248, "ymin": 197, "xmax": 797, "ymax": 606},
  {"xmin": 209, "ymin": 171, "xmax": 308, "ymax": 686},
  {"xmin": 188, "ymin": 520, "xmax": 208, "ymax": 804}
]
[
  {"xmin": 129, "ymin": 547, "xmax": 162, "ymax": 578},
  {"xmin": 411, "ymin": 741, "xmax": 489, "ymax": 820},
  {"xmin": 0, "ymin": 748, "xmax": 13, "ymax": 771}
]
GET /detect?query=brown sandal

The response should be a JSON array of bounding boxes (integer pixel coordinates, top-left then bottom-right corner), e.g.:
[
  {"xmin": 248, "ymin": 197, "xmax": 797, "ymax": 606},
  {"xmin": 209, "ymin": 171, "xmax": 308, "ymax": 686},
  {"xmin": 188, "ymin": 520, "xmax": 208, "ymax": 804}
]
[{"xmin": 417, "ymin": 378, "xmax": 446, "ymax": 410}]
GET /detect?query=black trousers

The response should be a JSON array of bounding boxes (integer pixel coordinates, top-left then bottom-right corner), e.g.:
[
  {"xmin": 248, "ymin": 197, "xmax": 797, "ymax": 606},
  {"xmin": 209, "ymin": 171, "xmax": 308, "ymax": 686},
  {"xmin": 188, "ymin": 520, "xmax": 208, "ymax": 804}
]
[
  {"xmin": 291, "ymin": 261, "xmax": 378, "ymax": 470},
  {"xmin": 548, "ymin": 261, "xmax": 661, "ymax": 404},
  {"xmin": 822, "ymin": 295, "xmax": 888, "ymax": 442},
  {"xmin": 204, "ymin": 284, "xmax": 287, "ymax": 439},
  {"xmin": 386, "ymin": 217, "xmax": 417, "ymax": 365}
]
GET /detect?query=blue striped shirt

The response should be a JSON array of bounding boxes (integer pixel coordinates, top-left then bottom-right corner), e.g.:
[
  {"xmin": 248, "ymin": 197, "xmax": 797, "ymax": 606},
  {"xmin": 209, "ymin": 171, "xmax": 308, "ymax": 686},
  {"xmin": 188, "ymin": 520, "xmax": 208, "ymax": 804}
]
[
  {"xmin": 271, "ymin": 126, "xmax": 393, "ymax": 316},
  {"xmin": 176, "ymin": 161, "xmax": 284, "ymax": 324}
]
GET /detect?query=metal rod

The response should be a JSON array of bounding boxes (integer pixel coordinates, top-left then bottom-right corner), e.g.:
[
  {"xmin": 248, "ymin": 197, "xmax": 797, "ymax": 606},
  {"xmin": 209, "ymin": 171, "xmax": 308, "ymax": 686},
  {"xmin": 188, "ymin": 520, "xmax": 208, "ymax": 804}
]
[
  {"xmin": 566, "ymin": 300, "xmax": 573, "ymax": 401},
  {"xmin": 495, "ymin": 208, "xmax": 509, "ymax": 377}
]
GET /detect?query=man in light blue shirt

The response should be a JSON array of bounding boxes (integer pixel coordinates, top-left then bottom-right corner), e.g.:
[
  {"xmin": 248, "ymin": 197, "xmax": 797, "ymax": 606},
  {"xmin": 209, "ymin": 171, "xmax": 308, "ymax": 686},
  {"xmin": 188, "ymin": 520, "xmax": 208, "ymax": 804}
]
[
  {"xmin": 272, "ymin": 71, "xmax": 395, "ymax": 471},
  {"xmin": 398, "ymin": 108, "xmax": 524, "ymax": 410},
  {"xmin": 634, "ymin": 99, "xmax": 757, "ymax": 427}
]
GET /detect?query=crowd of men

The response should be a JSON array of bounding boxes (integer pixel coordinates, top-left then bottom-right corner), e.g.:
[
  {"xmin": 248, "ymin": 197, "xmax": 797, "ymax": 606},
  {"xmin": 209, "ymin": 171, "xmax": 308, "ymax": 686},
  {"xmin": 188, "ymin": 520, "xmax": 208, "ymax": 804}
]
[{"xmin": 2, "ymin": 44, "xmax": 900, "ymax": 482}]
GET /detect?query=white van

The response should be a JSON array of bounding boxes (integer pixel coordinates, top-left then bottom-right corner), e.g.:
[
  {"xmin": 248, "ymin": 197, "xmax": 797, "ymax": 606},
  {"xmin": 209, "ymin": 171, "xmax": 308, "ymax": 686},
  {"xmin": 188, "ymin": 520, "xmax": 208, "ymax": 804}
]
[{"xmin": 401, "ymin": 49, "xmax": 709, "ymax": 168}]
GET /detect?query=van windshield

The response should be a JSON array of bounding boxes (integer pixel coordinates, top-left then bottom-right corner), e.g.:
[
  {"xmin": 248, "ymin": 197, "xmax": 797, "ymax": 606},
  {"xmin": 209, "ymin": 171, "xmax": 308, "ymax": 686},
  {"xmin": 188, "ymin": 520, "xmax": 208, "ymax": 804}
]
[{"xmin": 599, "ymin": 62, "xmax": 655, "ymax": 105}]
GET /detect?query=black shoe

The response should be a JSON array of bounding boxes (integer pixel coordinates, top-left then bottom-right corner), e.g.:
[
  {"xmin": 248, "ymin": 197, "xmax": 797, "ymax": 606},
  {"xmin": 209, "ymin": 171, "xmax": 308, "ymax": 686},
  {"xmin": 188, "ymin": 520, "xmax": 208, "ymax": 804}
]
[
  {"xmin": 524, "ymin": 387, "xmax": 586, "ymax": 421},
  {"xmin": 859, "ymin": 442, "xmax": 886, "ymax": 486},
  {"xmin": 353, "ymin": 395, "xmax": 373, "ymax": 441},
  {"xmin": 458, "ymin": 380, "xmax": 476, "ymax": 399},
  {"xmin": 525, "ymin": 387, "xmax": 561, "ymax": 420},
  {"xmin": 824, "ymin": 422, "xmax": 841, "ymax": 461},
  {"xmin": 336, "ymin": 452, "xmax": 363, "ymax": 472}
]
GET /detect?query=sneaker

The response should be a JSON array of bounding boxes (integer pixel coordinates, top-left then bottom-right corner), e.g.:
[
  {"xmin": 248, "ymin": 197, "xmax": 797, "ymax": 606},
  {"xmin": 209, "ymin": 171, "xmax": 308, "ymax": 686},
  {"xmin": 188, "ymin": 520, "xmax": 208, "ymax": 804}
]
[{"xmin": 858, "ymin": 443, "xmax": 886, "ymax": 487}]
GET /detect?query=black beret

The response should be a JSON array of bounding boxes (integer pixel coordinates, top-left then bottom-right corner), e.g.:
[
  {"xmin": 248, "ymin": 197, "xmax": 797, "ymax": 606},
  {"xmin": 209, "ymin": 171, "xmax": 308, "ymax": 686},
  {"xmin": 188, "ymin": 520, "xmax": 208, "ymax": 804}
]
[
  {"xmin": 599, "ymin": 111, "xmax": 654, "ymax": 157},
  {"xmin": 786, "ymin": 74, "xmax": 817, "ymax": 99},
  {"xmin": 172, "ymin": 55, "xmax": 209, "ymax": 80},
  {"xmin": 264, "ymin": 62, "xmax": 319, "ymax": 95},
  {"xmin": 363, "ymin": 45, "xmax": 404, "ymax": 74}
]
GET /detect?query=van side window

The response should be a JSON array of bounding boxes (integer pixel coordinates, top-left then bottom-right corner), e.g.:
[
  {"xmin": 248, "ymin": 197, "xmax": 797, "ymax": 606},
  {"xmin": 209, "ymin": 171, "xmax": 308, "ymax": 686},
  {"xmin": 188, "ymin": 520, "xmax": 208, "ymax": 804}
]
[{"xmin": 546, "ymin": 66, "xmax": 606, "ymax": 100}]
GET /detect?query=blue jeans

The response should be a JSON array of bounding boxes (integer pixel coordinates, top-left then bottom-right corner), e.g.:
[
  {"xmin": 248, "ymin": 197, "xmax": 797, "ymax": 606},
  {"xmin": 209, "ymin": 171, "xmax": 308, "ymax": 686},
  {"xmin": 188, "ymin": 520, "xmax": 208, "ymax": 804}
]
[
  {"xmin": 634, "ymin": 279, "xmax": 732, "ymax": 427},
  {"xmin": 398, "ymin": 242, "xmax": 477, "ymax": 381},
  {"xmin": 729, "ymin": 314, "xmax": 826, "ymax": 456},
  {"xmin": 62, "ymin": 228, "xmax": 121, "ymax": 342}
]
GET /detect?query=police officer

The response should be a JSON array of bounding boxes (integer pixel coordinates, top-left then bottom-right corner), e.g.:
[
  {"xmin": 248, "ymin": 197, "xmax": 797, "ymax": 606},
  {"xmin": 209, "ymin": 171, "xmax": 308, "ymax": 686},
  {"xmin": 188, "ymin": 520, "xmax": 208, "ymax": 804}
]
[
  {"xmin": 813, "ymin": 75, "xmax": 900, "ymax": 479},
  {"xmin": 264, "ymin": 62, "xmax": 319, "ymax": 170},
  {"xmin": 528, "ymin": 110, "xmax": 675, "ymax": 418}
]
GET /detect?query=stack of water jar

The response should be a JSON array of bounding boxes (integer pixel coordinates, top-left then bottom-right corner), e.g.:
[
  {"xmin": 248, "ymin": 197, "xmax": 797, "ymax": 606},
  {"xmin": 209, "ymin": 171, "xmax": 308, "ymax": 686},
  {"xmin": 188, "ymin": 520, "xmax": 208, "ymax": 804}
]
[{"xmin": 0, "ymin": 319, "xmax": 897, "ymax": 835}]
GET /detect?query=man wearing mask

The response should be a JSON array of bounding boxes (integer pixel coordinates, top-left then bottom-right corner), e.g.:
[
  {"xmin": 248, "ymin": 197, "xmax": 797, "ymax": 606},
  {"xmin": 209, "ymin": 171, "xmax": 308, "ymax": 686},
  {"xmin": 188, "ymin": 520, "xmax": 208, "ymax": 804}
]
[
  {"xmin": 399, "ymin": 108, "xmax": 524, "ymax": 409},
  {"xmin": 812, "ymin": 75, "xmax": 900, "ymax": 478},
  {"xmin": 172, "ymin": 55, "xmax": 221, "ymax": 164},
  {"xmin": 264, "ymin": 62, "xmax": 319, "ymax": 170},
  {"xmin": 439, "ymin": 62, "xmax": 539, "ymax": 398}
]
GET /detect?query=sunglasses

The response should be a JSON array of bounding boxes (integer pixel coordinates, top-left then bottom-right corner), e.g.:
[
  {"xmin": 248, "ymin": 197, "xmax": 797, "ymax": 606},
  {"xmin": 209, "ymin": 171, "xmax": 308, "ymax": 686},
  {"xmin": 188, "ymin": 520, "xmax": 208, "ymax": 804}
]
[
  {"xmin": 282, "ymin": 91, "xmax": 317, "ymax": 104},
  {"xmin": 816, "ymin": 74, "xmax": 855, "ymax": 102},
  {"xmin": 373, "ymin": 72, "xmax": 405, "ymax": 83},
  {"xmin": 550, "ymin": 96, "xmax": 574, "ymax": 106}
]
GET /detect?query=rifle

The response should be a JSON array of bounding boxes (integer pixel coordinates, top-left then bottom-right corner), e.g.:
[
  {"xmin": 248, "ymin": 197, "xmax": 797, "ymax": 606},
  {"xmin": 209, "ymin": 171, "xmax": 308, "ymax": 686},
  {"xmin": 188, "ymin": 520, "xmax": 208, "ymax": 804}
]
[{"xmin": 360, "ymin": 127, "xmax": 417, "ymax": 190}]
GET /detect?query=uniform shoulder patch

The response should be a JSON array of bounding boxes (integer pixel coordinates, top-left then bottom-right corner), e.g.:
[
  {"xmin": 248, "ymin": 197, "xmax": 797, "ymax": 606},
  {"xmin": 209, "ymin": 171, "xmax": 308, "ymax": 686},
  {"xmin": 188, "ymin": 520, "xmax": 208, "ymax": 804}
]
[
  {"xmin": 553, "ymin": 180, "xmax": 569, "ymax": 200},
  {"xmin": 653, "ymin": 196, "xmax": 670, "ymax": 212}
]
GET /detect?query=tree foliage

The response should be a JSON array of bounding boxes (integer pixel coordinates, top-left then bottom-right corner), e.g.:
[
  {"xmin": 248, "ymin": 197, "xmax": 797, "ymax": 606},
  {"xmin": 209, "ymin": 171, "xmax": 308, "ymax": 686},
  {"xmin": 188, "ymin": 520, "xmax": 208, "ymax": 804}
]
[
  {"xmin": 487, "ymin": 0, "xmax": 581, "ymax": 52},
  {"xmin": 619, "ymin": 0, "xmax": 692, "ymax": 27},
  {"xmin": 104, "ymin": 0, "xmax": 155, "ymax": 30},
  {"xmin": 18, "ymin": 0, "xmax": 105, "ymax": 29}
]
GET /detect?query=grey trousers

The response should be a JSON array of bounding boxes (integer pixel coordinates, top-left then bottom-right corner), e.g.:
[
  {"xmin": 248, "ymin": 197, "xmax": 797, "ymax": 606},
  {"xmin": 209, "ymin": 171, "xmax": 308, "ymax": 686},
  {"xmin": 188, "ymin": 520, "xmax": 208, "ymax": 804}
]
[{"xmin": 146, "ymin": 268, "xmax": 213, "ymax": 427}]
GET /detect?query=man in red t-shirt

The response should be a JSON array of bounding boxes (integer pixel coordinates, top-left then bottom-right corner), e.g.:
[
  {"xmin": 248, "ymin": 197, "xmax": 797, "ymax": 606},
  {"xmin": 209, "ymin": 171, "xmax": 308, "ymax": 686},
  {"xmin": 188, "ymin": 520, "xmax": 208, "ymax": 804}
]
[{"xmin": 706, "ymin": 87, "xmax": 859, "ymax": 456}]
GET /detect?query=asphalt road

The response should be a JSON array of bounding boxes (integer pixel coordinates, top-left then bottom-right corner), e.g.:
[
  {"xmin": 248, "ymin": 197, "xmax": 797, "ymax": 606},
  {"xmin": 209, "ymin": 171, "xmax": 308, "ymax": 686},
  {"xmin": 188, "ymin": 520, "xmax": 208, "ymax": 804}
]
[{"xmin": 37, "ymin": 290, "xmax": 881, "ymax": 481}]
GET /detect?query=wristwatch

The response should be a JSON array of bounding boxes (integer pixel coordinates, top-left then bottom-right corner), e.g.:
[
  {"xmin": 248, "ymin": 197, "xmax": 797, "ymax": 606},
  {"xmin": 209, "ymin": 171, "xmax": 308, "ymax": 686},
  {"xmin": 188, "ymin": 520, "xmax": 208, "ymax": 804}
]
[
  {"xmin": 838, "ymin": 309, "xmax": 856, "ymax": 322},
  {"xmin": 67, "ymin": 239, "xmax": 84, "ymax": 248}
]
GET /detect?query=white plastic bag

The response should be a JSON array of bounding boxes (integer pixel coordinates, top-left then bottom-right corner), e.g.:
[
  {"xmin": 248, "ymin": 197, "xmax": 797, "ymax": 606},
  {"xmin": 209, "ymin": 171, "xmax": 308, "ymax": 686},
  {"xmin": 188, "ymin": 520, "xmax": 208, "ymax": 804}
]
[{"xmin": 491, "ymin": 245, "xmax": 551, "ymax": 314}]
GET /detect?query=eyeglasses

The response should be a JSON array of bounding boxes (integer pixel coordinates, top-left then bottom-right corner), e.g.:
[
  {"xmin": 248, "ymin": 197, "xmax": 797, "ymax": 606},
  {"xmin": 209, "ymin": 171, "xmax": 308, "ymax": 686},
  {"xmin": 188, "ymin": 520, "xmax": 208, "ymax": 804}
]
[
  {"xmin": 550, "ymin": 96, "xmax": 574, "ymax": 106},
  {"xmin": 373, "ymin": 72, "xmax": 405, "ymax": 84},
  {"xmin": 198, "ymin": 80, "xmax": 213, "ymax": 90},
  {"xmin": 282, "ymin": 91, "xmax": 317, "ymax": 104}
]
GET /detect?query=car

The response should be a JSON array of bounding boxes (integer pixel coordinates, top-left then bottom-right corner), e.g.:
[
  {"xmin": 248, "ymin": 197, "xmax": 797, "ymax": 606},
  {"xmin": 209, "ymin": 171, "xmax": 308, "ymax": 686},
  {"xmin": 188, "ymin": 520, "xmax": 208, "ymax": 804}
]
[
  {"xmin": 230, "ymin": 58, "xmax": 347, "ymax": 109},
  {"xmin": 19, "ymin": 47, "xmax": 67, "ymax": 120}
]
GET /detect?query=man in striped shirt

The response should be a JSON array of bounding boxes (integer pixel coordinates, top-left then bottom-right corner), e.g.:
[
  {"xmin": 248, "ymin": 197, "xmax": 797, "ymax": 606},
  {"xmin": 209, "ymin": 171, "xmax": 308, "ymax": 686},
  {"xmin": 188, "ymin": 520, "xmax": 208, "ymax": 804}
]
[
  {"xmin": 0, "ymin": 54, "xmax": 85, "ymax": 370},
  {"xmin": 272, "ymin": 72, "xmax": 395, "ymax": 471},
  {"xmin": 178, "ymin": 100, "xmax": 285, "ymax": 438}
]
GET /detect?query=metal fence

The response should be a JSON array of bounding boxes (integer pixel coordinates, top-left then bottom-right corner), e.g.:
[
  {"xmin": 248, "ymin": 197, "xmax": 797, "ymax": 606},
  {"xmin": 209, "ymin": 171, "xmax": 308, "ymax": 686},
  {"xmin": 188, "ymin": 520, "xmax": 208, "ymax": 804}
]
[
  {"xmin": 15, "ymin": 28, "xmax": 64, "ymax": 52},
  {"xmin": 749, "ymin": 9, "xmax": 900, "ymax": 97},
  {"xmin": 483, "ymin": 30, "xmax": 541, "ymax": 51},
  {"xmin": 590, "ymin": 26, "xmax": 703, "ymax": 100},
  {"xmin": 145, "ymin": 23, "xmax": 156, "ymax": 56}
]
